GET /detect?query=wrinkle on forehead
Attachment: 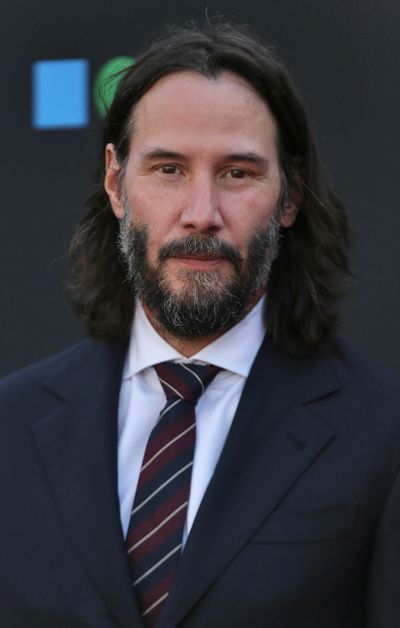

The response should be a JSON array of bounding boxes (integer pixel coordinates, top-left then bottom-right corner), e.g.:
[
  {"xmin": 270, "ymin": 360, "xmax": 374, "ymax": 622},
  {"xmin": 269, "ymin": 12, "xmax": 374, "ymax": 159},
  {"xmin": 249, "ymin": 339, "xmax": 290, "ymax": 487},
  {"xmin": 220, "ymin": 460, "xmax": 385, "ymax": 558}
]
[
  {"xmin": 127, "ymin": 70, "xmax": 279, "ymax": 162},
  {"xmin": 132, "ymin": 71, "xmax": 275, "ymax": 123}
]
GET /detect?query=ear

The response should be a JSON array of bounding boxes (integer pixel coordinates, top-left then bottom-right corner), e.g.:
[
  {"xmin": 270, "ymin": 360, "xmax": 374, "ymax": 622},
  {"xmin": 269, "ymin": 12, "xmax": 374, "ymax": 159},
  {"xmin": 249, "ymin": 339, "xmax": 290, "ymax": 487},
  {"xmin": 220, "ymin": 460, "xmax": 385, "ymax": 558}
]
[
  {"xmin": 104, "ymin": 143, "xmax": 124, "ymax": 219},
  {"xmin": 279, "ymin": 198, "xmax": 298, "ymax": 228},
  {"xmin": 279, "ymin": 175, "xmax": 302, "ymax": 229}
]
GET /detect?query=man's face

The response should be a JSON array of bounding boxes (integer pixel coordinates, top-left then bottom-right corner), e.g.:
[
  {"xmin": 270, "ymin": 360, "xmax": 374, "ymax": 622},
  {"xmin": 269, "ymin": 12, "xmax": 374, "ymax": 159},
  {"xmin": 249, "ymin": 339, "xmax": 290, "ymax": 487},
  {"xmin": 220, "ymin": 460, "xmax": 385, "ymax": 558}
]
[{"xmin": 105, "ymin": 71, "xmax": 297, "ymax": 341}]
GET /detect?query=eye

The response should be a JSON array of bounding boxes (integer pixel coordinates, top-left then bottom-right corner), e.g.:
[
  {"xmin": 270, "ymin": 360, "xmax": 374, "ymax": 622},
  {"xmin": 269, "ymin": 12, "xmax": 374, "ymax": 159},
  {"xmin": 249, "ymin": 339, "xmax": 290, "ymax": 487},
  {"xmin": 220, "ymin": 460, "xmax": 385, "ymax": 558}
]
[
  {"xmin": 228, "ymin": 169, "xmax": 247, "ymax": 179},
  {"xmin": 159, "ymin": 164, "xmax": 180, "ymax": 175}
]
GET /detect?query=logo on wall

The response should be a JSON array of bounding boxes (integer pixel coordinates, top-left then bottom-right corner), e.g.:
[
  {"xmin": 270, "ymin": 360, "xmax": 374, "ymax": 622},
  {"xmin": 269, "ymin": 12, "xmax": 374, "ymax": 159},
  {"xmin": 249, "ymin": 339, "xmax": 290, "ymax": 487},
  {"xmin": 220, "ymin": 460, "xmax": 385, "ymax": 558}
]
[{"xmin": 32, "ymin": 56, "xmax": 134, "ymax": 130}]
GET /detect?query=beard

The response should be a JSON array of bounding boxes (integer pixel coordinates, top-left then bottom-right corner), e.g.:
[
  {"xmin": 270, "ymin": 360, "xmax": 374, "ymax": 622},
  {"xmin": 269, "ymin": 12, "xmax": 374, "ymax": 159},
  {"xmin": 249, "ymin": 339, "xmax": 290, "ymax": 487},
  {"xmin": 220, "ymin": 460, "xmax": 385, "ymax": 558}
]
[{"xmin": 118, "ymin": 205, "xmax": 281, "ymax": 340}]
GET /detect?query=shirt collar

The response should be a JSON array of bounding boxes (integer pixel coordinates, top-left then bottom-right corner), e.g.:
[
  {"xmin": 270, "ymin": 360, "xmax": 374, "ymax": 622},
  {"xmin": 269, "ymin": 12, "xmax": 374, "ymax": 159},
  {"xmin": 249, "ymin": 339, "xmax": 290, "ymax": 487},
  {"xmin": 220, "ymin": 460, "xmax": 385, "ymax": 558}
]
[{"xmin": 124, "ymin": 297, "xmax": 266, "ymax": 380}]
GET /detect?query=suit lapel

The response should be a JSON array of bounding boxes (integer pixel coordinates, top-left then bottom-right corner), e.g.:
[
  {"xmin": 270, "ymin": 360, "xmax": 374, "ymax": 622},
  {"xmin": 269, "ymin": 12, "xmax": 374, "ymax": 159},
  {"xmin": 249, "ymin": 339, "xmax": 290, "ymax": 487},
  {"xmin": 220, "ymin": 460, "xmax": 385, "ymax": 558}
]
[
  {"xmin": 31, "ymin": 340, "xmax": 143, "ymax": 628},
  {"xmin": 160, "ymin": 336, "xmax": 339, "ymax": 627}
]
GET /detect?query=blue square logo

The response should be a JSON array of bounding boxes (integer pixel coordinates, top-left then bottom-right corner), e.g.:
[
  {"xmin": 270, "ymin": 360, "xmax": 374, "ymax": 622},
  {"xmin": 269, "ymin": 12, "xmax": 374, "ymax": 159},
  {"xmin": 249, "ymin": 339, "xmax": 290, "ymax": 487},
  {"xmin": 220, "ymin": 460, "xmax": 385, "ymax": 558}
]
[{"xmin": 32, "ymin": 59, "xmax": 89, "ymax": 129}]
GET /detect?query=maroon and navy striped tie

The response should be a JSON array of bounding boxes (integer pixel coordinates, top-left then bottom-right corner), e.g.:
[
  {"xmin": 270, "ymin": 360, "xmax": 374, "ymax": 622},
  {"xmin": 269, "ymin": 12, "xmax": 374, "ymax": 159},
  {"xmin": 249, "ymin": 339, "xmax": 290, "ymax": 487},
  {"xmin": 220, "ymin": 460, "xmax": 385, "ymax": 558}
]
[{"xmin": 126, "ymin": 361, "xmax": 220, "ymax": 626}]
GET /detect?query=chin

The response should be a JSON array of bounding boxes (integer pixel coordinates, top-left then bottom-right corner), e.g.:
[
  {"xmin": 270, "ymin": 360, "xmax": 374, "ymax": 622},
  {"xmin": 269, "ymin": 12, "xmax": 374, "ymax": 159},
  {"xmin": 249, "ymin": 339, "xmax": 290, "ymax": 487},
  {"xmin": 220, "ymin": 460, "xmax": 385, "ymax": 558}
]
[{"xmin": 167, "ymin": 268, "xmax": 231, "ymax": 295}]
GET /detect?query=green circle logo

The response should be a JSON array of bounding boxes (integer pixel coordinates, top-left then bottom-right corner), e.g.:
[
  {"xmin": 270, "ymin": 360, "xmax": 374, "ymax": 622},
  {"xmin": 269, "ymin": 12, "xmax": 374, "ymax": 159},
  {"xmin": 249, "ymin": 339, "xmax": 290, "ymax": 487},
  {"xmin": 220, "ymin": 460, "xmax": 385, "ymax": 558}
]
[{"xmin": 93, "ymin": 56, "xmax": 135, "ymax": 117}]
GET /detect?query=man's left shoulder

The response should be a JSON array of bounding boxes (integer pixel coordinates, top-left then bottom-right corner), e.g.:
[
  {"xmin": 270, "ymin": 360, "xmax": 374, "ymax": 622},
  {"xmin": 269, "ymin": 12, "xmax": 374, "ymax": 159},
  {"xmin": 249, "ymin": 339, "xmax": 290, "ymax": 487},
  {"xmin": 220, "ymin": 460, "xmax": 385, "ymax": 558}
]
[
  {"xmin": 308, "ymin": 337, "xmax": 400, "ymax": 449},
  {"xmin": 325, "ymin": 337, "xmax": 400, "ymax": 406}
]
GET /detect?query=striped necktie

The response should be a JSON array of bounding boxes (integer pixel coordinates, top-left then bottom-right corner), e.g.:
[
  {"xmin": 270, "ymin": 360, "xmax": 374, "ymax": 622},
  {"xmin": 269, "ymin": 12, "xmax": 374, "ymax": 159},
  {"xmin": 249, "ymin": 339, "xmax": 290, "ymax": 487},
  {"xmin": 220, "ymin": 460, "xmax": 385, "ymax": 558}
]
[{"xmin": 126, "ymin": 361, "xmax": 220, "ymax": 626}]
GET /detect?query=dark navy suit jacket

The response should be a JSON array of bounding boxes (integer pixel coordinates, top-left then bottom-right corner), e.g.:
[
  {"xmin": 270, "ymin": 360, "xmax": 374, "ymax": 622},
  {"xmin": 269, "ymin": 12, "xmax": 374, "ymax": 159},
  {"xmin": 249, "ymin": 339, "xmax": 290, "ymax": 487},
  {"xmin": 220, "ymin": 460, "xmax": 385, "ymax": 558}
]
[{"xmin": 1, "ymin": 335, "xmax": 400, "ymax": 627}]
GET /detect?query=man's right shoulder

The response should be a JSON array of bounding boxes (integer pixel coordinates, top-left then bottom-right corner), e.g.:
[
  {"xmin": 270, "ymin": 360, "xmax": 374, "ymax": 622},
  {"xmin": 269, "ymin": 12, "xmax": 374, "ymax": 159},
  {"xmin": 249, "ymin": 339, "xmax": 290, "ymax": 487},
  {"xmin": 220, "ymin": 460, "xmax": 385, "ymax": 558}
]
[
  {"xmin": 0, "ymin": 337, "xmax": 128, "ymax": 439},
  {"xmin": 0, "ymin": 338, "xmax": 98, "ymax": 400}
]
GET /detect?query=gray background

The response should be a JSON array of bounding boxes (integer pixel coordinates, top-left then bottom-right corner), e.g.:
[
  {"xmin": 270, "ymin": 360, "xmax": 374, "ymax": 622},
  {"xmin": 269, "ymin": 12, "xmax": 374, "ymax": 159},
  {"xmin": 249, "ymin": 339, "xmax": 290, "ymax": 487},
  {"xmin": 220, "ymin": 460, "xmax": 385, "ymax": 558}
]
[{"xmin": 1, "ymin": 0, "xmax": 399, "ymax": 375}]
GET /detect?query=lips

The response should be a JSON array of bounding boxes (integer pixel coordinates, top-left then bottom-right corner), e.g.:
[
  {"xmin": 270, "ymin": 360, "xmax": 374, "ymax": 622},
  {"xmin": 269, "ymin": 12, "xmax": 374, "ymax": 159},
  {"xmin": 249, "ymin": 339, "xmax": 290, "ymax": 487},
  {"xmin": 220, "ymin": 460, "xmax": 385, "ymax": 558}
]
[
  {"xmin": 158, "ymin": 234, "xmax": 243, "ymax": 272},
  {"xmin": 172, "ymin": 255, "xmax": 225, "ymax": 269}
]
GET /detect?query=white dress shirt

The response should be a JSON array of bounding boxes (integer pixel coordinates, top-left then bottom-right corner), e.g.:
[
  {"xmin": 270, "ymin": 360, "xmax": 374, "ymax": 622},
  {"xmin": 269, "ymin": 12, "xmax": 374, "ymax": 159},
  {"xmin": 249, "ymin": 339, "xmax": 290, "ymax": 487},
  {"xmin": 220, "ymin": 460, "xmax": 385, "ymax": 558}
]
[{"xmin": 117, "ymin": 298, "xmax": 266, "ymax": 542}]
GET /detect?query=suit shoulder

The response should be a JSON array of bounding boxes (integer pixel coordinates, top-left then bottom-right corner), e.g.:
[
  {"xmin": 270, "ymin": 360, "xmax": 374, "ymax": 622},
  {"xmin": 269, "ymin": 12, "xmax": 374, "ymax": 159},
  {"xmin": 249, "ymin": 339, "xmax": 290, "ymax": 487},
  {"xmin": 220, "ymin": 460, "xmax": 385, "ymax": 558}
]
[
  {"xmin": 327, "ymin": 337, "xmax": 400, "ymax": 405},
  {"xmin": 0, "ymin": 339, "xmax": 97, "ymax": 399},
  {"xmin": 0, "ymin": 338, "xmax": 127, "ymax": 436}
]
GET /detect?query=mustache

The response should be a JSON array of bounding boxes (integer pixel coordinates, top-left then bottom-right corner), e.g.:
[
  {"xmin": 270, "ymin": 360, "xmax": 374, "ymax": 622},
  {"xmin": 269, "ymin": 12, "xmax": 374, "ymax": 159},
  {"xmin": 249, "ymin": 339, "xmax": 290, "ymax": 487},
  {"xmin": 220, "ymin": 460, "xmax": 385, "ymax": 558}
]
[{"xmin": 158, "ymin": 234, "xmax": 244, "ymax": 269}]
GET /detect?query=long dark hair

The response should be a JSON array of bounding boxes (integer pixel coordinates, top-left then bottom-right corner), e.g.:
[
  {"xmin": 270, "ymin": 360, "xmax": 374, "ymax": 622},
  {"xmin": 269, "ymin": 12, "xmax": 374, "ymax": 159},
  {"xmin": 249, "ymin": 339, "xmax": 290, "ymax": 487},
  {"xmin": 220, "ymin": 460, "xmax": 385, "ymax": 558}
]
[{"xmin": 67, "ymin": 23, "xmax": 351, "ymax": 355}]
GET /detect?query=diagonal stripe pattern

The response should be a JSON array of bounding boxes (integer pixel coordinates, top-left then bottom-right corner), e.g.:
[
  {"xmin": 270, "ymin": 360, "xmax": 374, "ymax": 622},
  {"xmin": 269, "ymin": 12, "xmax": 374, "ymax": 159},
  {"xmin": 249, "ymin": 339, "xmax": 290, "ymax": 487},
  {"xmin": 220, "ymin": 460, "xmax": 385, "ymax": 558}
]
[{"xmin": 126, "ymin": 361, "xmax": 220, "ymax": 626}]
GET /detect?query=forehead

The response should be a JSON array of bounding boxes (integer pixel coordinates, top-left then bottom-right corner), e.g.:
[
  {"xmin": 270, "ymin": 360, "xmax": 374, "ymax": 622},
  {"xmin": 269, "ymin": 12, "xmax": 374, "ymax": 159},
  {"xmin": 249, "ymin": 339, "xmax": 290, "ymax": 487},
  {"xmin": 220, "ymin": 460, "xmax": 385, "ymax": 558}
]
[{"xmin": 128, "ymin": 70, "xmax": 278, "ymax": 156}]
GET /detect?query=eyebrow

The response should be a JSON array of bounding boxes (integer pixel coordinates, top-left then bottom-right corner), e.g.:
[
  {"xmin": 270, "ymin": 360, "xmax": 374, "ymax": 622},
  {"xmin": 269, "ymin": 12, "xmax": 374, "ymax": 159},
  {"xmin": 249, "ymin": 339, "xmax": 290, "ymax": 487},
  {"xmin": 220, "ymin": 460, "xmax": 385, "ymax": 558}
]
[
  {"xmin": 224, "ymin": 152, "xmax": 269, "ymax": 169},
  {"xmin": 141, "ymin": 149, "xmax": 269, "ymax": 169},
  {"xmin": 142, "ymin": 149, "xmax": 185, "ymax": 161}
]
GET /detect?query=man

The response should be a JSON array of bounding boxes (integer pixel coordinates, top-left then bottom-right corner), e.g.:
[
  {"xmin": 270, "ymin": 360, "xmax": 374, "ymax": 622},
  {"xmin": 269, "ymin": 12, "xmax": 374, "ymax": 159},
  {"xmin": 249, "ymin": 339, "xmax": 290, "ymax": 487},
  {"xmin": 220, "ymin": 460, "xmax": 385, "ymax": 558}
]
[{"xmin": 1, "ymin": 23, "xmax": 399, "ymax": 628}]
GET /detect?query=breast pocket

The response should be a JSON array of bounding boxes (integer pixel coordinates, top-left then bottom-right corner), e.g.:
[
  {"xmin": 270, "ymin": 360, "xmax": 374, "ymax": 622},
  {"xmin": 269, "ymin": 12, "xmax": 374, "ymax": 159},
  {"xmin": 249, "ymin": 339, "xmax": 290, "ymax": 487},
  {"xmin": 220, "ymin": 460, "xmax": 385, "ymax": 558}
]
[{"xmin": 250, "ymin": 503, "xmax": 358, "ymax": 544}]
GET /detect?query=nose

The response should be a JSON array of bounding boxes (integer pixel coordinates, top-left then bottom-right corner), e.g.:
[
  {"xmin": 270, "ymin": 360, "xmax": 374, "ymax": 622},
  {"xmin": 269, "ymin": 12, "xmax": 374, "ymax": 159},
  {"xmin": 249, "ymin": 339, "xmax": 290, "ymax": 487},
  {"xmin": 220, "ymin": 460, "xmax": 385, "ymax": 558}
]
[{"xmin": 179, "ymin": 174, "xmax": 223, "ymax": 233}]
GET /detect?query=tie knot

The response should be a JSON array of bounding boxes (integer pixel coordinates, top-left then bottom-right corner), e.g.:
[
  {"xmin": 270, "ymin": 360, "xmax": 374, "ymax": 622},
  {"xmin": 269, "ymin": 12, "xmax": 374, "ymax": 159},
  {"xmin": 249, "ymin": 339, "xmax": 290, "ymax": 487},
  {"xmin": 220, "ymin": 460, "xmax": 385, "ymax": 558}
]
[{"xmin": 153, "ymin": 361, "xmax": 220, "ymax": 405}]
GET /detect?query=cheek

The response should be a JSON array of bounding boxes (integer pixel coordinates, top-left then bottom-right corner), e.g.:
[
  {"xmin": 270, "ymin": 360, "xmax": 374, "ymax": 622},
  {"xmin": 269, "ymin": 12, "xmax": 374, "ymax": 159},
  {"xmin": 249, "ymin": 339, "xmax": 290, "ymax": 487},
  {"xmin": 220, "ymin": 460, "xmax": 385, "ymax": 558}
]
[
  {"xmin": 128, "ymin": 200, "xmax": 174, "ymax": 265},
  {"xmin": 226, "ymin": 191, "xmax": 279, "ymax": 241},
  {"xmin": 128, "ymin": 182, "xmax": 181, "ymax": 229}
]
